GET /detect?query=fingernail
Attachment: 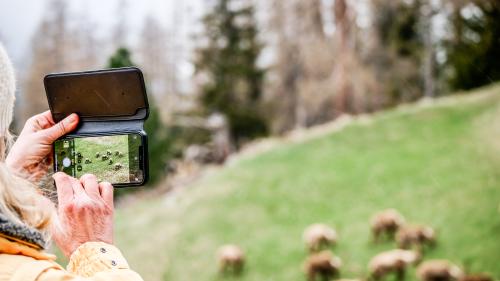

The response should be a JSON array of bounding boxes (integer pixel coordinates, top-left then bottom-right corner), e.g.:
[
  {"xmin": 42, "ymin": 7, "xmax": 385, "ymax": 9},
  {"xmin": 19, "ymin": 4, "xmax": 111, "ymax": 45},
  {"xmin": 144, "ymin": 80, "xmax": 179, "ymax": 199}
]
[
  {"xmin": 52, "ymin": 172, "xmax": 62, "ymax": 180},
  {"xmin": 64, "ymin": 114, "xmax": 77, "ymax": 124}
]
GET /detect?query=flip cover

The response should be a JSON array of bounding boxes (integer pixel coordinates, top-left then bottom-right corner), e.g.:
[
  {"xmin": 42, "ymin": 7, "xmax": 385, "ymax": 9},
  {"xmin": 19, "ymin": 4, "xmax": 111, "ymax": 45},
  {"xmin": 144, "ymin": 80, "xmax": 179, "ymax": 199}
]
[{"xmin": 44, "ymin": 67, "xmax": 149, "ymax": 136}]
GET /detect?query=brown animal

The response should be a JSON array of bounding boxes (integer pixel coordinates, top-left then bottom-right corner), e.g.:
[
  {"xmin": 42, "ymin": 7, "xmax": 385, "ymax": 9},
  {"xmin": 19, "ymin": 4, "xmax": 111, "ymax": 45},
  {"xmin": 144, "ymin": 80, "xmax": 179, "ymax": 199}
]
[
  {"xmin": 369, "ymin": 249, "xmax": 420, "ymax": 281},
  {"xmin": 460, "ymin": 274, "xmax": 493, "ymax": 281},
  {"xmin": 416, "ymin": 260, "xmax": 463, "ymax": 281},
  {"xmin": 304, "ymin": 250, "xmax": 342, "ymax": 281},
  {"xmin": 303, "ymin": 223, "xmax": 338, "ymax": 252},
  {"xmin": 396, "ymin": 225, "xmax": 436, "ymax": 251},
  {"xmin": 371, "ymin": 209, "xmax": 406, "ymax": 242},
  {"xmin": 217, "ymin": 244, "xmax": 245, "ymax": 275}
]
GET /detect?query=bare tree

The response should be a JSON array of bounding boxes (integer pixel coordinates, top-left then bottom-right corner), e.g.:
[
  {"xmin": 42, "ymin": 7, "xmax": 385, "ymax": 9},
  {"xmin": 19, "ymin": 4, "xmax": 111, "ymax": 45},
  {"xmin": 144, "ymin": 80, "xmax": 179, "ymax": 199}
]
[
  {"xmin": 138, "ymin": 15, "xmax": 168, "ymax": 95},
  {"xmin": 331, "ymin": 0, "xmax": 353, "ymax": 114},
  {"xmin": 421, "ymin": 0, "xmax": 436, "ymax": 98},
  {"xmin": 113, "ymin": 0, "xmax": 129, "ymax": 48},
  {"xmin": 20, "ymin": 0, "xmax": 100, "ymax": 122},
  {"xmin": 137, "ymin": 15, "xmax": 181, "ymax": 123},
  {"xmin": 266, "ymin": 0, "xmax": 303, "ymax": 132},
  {"xmin": 71, "ymin": 6, "xmax": 99, "ymax": 70},
  {"xmin": 21, "ymin": 0, "xmax": 69, "ymax": 121},
  {"xmin": 267, "ymin": 0, "xmax": 338, "ymax": 131}
]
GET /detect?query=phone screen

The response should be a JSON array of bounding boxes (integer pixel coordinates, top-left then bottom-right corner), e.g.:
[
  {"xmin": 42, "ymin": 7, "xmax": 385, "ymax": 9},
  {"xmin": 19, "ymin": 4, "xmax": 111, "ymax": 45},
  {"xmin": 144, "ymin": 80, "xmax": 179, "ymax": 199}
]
[{"xmin": 54, "ymin": 133, "xmax": 144, "ymax": 185}]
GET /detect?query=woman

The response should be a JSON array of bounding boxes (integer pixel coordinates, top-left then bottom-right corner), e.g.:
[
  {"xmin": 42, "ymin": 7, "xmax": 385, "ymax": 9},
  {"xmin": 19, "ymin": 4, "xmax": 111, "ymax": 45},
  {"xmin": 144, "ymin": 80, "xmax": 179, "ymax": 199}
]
[{"xmin": 0, "ymin": 43, "xmax": 144, "ymax": 280}]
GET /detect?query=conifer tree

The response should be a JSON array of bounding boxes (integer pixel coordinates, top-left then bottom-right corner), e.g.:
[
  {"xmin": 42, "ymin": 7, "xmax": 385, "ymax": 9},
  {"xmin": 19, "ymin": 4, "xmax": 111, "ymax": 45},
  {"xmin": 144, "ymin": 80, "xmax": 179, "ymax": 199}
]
[
  {"xmin": 107, "ymin": 47, "xmax": 170, "ymax": 185},
  {"xmin": 196, "ymin": 0, "xmax": 268, "ymax": 147},
  {"xmin": 446, "ymin": 0, "xmax": 500, "ymax": 90}
]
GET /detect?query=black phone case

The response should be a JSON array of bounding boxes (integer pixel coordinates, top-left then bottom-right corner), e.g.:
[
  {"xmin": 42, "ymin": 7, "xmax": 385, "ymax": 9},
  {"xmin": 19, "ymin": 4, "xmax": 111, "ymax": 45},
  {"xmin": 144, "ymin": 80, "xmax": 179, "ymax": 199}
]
[{"xmin": 44, "ymin": 67, "xmax": 150, "ymax": 187}]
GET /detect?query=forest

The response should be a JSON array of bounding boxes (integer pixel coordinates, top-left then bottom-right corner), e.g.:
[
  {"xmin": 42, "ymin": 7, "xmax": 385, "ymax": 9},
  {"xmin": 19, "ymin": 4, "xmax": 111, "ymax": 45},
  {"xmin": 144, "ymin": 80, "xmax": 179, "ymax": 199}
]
[{"xmin": 12, "ymin": 0, "xmax": 500, "ymax": 187}]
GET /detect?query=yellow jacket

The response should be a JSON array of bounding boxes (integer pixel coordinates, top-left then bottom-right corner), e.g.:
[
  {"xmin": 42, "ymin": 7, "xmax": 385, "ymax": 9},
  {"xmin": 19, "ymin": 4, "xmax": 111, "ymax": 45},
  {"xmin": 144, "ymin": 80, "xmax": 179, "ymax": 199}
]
[{"xmin": 0, "ymin": 235, "xmax": 143, "ymax": 281}]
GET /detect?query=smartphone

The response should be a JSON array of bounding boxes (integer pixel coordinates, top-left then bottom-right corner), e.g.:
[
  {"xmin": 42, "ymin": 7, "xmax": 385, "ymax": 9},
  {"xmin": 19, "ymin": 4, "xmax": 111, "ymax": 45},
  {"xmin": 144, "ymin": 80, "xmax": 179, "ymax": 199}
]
[{"xmin": 53, "ymin": 132, "xmax": 148, "ymax": 186}]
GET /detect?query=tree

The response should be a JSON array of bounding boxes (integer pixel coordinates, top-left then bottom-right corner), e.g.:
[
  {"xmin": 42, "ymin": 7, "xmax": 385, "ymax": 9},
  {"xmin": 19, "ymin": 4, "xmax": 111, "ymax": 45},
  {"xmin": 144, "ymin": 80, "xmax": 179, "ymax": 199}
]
[
  {"xmin": 21, "ymin": 0, "xmax": 69, "ymax": 121},
  {"xmin": 266, "ymin": 0, "xmax": 303, "ymax": 133},
  {"xmin": 196, "ymin": 0, "xmax": 268, "ymax": 147},
  {"xmin": 107, "ymin": 47, "xmax": 171, "ymax": 185},
  {"xmin": 21, "ymin": 0, "xmax": 99, "ymax": 123},
  {"xmin": 137, "ymin": 15, "xmax": 179, "ymax": 123},
  {"xmin": 292, "ymin": 0, "xmax": 333, "ymax": 126},
  {"xmin": 112, "ymin": 0, "xmax": 129, "ymax": 48},
  {"xmin": 331, "ymin": 0, "xmax": 359, "ymax": 114},
  {"xmin": 445, "ymin": 0, "xmax": 500, "ymax": 90},
  {"xmin": 421, "ymin": 0, "xmax": 436, "ymax": 98},
  {"xmin": 108, "ymin": 48, "xmax": 134, "ymax": 68},
  {"xmin": 266, "ymin": 0, "xmax": 338, "ymax": 131},
  {"xmin": 367, "ymin": 0, "xmax": 424, "ymax": 105}
]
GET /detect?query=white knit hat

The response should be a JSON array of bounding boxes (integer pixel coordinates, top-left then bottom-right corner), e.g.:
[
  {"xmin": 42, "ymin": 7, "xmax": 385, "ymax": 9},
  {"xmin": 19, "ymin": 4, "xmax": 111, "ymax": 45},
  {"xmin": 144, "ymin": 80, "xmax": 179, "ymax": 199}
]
[{"xmin": 0, "ymin": 42, "xmax": 16, "ymax": 137}]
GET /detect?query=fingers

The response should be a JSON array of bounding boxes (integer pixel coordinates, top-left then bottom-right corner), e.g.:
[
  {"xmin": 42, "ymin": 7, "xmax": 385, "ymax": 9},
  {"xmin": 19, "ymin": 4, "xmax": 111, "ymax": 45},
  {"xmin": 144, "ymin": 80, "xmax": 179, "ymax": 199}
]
[
  {"xmin": 80, "ymin": 174, "xmax": 100, "ymax": 199},
  {"xmin": 53, "ymin": 172, "xmax": 74, "ymax": 206},
  {"xmin": 54, "ymin": 172, "xmax": 111, "ymax": 215},
  {"xmin": 25, "ymin": 111, "xmax": 54, "ymax": 132},
  {"xmin": 55, "ymin": 174, "xmax": 86, "ymax": 203},
  {"xmin": 37, "ymin": 110, "xmax": 56, "ymax": 128},
  {"xmin": 41, "ymin": 113, "xmax": 79, "ymax": 142},
  {"xmin": 39, "ymin": 110, "xmax": 56, "ymax": 125},
  {"xmin": 69, "ymin": 176, "xmax": 85, "ymax": 196},
  {"xmin": 99, "ymin": 182, "xmax": 114, "ymax": 208}
]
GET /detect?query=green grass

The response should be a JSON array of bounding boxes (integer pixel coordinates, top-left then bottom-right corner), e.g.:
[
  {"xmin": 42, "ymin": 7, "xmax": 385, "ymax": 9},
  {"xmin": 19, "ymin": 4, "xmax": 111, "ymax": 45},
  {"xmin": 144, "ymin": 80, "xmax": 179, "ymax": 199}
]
[{"xmin": 113, "ymin": 84, "xmax": 500, "ymax": 281}]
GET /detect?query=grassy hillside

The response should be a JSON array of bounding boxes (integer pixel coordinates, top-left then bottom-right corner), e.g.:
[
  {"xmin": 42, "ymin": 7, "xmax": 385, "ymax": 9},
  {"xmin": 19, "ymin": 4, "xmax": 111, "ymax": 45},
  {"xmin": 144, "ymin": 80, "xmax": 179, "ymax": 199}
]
[{"xmin": 114, "ymin": 85, "xmax": 500, "ymax": 281}]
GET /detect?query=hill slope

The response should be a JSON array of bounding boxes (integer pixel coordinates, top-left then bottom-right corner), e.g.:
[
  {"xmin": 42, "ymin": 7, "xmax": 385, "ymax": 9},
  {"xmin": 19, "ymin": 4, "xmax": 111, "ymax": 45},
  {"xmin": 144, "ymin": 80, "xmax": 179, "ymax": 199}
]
[{"xmin": 115, "ymin": 85, "xmax": 500, "ymax": 281}]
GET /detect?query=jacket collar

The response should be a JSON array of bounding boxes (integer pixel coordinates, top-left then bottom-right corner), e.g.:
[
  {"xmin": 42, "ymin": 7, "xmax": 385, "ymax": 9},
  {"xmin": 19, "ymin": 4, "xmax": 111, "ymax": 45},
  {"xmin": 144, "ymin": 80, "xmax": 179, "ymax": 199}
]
[
  {"xmin": 0, "ymin": 213, "xmax": 55, "ymax": 260},
  {"xmin": 0, "ymin": 235, "xmax": 56, "ymax": 260},
  {"xmin": 0, "ymin": 213, "xmax": 46, "ymax": 249}
]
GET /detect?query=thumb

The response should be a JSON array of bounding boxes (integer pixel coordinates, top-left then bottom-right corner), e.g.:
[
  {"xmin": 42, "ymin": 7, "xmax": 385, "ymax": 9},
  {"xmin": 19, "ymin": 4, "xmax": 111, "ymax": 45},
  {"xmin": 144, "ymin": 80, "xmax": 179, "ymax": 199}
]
[{"xmin": 42, "ymin": 113, "xmax": 79, "ymax": 141}]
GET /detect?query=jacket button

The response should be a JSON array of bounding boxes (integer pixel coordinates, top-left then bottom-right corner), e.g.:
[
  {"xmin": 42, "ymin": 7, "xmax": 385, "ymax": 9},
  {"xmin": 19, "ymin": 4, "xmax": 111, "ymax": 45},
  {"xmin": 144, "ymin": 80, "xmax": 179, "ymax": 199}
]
[
  {"xmin": 111, "ymin": 260, "xmax": 117, "ymax": 266},
  {"xmin": 100, "ymin": 248, "xmax": 107, "ymax": 253}
]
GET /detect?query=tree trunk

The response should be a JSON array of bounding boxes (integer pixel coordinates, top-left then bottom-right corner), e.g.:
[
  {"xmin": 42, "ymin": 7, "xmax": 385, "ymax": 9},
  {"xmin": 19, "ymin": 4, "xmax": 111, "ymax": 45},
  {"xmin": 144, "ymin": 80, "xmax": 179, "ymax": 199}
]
[{"xmin": 422, "ymin": 2, "xmax": 435, "ymax": 98}]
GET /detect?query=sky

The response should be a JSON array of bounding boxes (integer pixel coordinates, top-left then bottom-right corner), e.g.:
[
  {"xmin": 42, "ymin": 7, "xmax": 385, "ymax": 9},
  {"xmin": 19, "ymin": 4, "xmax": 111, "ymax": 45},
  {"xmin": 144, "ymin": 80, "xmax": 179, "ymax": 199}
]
[
  {"xmin": 0, "ymin": 0, "xmax": 201, "ymax": 68},
  {"xmin": 0, "ymin": 0, "xmax": 207, "ymax": 96}
]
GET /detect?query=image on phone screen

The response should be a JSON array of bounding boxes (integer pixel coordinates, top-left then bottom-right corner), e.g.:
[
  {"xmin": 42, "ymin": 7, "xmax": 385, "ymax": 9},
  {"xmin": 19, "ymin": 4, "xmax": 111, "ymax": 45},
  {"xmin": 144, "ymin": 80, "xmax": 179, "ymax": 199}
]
[{"xmin": 54, "ymin": 134, "xmax": 144, "ymax": 184}]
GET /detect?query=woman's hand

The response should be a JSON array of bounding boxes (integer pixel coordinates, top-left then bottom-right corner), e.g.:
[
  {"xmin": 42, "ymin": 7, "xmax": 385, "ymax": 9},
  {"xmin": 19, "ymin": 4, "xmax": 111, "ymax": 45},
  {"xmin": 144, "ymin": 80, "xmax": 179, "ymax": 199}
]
[
  {"xmin": 52, "ymin": 172, "xmax": 114, "ymax": 257},
  {"xmin": 6, "ymin": 111, "xmax": 78, "ymax": 182}
]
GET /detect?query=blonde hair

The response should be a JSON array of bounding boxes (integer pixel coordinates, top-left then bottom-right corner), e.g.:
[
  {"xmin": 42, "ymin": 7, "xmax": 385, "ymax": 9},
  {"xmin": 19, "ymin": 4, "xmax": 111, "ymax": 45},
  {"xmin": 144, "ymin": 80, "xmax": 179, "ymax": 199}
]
[
  {"xmin": 0, "ymin": 42, "xmax": 53, "ymax": 240},
  {"xmin": 0, "ymin": 162, "xmax": 55, "ymax": 239},
  {"xmin": 0, "ymin": 130, "xmax": 13, "ymax": 161}
]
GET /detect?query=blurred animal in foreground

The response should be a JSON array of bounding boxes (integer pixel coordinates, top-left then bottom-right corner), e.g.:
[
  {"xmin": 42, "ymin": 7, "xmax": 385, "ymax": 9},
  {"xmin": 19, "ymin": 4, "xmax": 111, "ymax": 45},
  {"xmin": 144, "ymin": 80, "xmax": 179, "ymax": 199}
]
[
  {"xmin": 217, "ymin": 244, "xmax": 245, "ymax": 276},
  {"xmin": 460, "ymin": 274, "xmax": 493, "ymax": 281},
  {"xmin": 303, "ymin": 223, "xmax": 338, "ymax": 252},
  {"xmin": 369, "ymin": 249, "xmax": 420, "ymax": 281},
  {"xmin": 396, "ymin": 225, "xmax": 436, "ymax": 252},
  {"xmin": 416, "ymin": 260, "xmax": 463, "ymax": 281},
  {"xmin": 304, "ymin": 250, "xmax": 342, "ymax": 281},
  {"xmin": 371, "ymin": 209, "xmax": 406, "ymax": 242}
]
